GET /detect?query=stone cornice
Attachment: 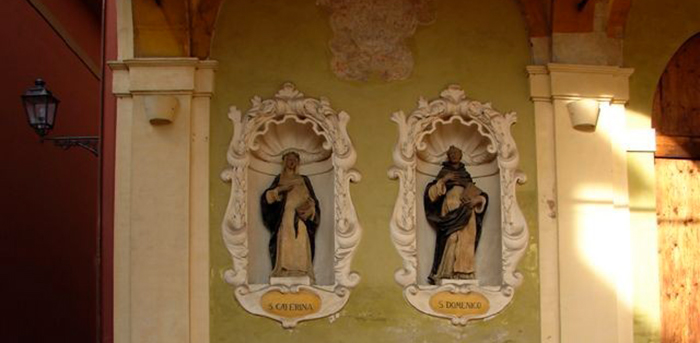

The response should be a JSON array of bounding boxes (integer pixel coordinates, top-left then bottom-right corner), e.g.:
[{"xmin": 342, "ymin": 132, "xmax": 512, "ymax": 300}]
[
  {"xmin": 108, "ymin": 58, "xmax": 218, "ymax": 97},
  {"xmin": 527, "ymin": 63, "xmax": 634, "ymax": 103}
]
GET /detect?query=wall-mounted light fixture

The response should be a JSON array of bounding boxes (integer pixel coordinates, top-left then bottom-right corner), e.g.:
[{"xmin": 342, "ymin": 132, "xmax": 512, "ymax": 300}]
[
  {"xmin": 566, "ymin": 99, "xmax": 600, "ymax": 132},
  {"xmin": 143, "ymin": 95, "xmax": 179, "ymax": 125},
  {"xmin": 21, "ymin": 79, "xmax": 99, "ymax": 156}
]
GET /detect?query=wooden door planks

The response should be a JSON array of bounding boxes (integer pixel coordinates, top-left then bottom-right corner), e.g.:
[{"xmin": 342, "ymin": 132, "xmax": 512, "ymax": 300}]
[{"xmin": 655, "ymin": 158, "xmax": 700, "ymax": 343}]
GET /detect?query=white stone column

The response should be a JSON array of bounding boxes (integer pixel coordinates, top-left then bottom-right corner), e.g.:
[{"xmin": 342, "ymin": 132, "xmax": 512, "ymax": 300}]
[
  {"xmin": 528, "ymin": 64, "xmax": 634, "ymax": 343},
  {"xmin": 528, "ymin": 66, "xmax": 560, "ymax": 343},
  {"xmin": 110, "ymin": 58, "xmax": 215, "ymax": 343},
  {"xmin": 625, "ymin": 128, "xmax": 661, "ymax": 341}
]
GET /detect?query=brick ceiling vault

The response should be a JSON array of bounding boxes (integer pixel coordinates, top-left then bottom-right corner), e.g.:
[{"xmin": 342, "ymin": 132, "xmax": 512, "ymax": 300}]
[
  {"xmin": 130, "ymin": 0, "xmax": 632, "ymax": 59},
  {"xmin": 132, "ymin": 0, "xmax": 224, "ymax": 58}
]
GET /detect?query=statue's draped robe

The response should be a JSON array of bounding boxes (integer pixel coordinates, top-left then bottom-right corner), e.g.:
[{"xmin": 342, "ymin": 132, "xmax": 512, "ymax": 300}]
[
  {"xmin": 424, "ymin": 162, "xmax": 488, "ymax": 284},
  {"xmin": 261, "ymin": 174, "xmax": 320, "ymax": 281}
]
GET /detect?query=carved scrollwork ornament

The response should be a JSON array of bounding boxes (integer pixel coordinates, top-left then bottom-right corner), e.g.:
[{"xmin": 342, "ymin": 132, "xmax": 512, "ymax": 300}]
[
  {"xmin": 221, "ymin": 83, "xmax": 362, "ymax": 327},
  {"xmin": 388, "ymin": 84, "xmax": 529, "ymax": 324}
]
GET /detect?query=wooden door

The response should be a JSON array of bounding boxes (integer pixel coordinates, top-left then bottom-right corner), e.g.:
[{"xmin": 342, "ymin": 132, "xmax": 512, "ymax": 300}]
[
  {"xmin": 653, "ymin": 33, "xmax": 700, "ymax": 343},
  {"xmin": 655, "ymin": 159, "xmax": 700, "ymax": 343}
]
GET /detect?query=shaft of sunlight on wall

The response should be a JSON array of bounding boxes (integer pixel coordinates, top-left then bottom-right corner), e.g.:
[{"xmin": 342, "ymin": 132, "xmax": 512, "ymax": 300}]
[{"xmin": 568, "ymin": 103, "xmax": 632, "ymax": 341}]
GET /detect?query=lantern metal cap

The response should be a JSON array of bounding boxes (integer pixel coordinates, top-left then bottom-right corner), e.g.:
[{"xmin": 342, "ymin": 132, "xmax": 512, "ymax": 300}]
[{"xmin": 22, "ymin": 79, "xmax": 54, "ymax": 98}]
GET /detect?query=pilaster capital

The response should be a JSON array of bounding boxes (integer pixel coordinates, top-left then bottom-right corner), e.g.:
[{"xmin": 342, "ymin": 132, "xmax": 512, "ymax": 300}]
[
  {"xmin": 527, "ymin": 63, "xmax": 634, "ymax": 104},
  {"xmin": 108, "ymin": 58, "xmax": 218, "ymax": 98}
]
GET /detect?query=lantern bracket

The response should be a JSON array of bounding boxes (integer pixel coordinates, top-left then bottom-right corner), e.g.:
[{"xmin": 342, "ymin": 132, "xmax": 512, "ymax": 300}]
[{"xmin": 41, "ymin": 136, "xmax": 99, "ymax": 156}]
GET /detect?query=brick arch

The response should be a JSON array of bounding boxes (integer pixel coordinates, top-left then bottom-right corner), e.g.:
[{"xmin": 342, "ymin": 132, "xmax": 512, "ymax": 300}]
[
  {"xmin": 134, "ymin": 0, "xmax": 545, "ymax": 59},
  {"xmin": 131, "ymin": 0, "xmax": 631, "ymax": 59},
  {"xmin": 514, "ymin": 0, "xmax": 632, "ymax": 38},
  {"xmin": 514, "ymin": 0, "xmax": 550, "ymax": 37},
  {"xmin": 132, "ymin": 0, "xmax": 224, "ymax": 58}
]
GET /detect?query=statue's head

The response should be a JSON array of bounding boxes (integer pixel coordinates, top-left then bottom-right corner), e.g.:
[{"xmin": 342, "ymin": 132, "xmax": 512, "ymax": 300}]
[
  {"xmin": 282, "ymin": 151, "xmax": 301, "ymax": 171},
  {"xmin": 446, "ymin": 145, "xmax": 463, "ymax": 164}
]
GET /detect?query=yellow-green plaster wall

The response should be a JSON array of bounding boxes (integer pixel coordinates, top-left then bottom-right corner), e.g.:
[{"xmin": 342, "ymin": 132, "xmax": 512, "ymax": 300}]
[
  {"xmin": 625, "ymin": 0, "xmax": 700, "ymax": 130},
  {"xmin": 624, "ymin": 2, "xmax": 700, "ymax": 342},
  {"xmin": 208, "ymin": 0, "xmax": 540, "ymax": 341}
]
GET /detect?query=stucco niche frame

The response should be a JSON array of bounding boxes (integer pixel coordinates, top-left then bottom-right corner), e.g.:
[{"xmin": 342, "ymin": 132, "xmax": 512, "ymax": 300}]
[
  {"xmin": 221, "ymin": 83, "xmax": 362, "ymax": 328},
  {"xmin": 389, "ymin": 85, "xmax": 529, "ymax": 325}
]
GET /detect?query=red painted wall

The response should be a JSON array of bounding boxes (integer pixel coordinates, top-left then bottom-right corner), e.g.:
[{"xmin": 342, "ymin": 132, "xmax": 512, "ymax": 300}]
[
  {"xmin": 102, "ymin": 0, "xmax": 117, "ymax": 341},
  {"xmin": 40, "ymin": 0, "xmax": 102, "ymax": 64},
  {"xmin": 0, "ymin": 0, "xmax": 101, "ymax": 341}
]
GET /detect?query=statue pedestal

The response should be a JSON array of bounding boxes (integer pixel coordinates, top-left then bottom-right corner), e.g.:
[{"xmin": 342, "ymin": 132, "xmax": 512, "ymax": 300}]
[
  {"xmin": 439, "ymin": 278, "xmax": 478, "ymax": 286},
  {"xmin": 270, "ymin": 276, "xmax": 311, "ymax": 286}
]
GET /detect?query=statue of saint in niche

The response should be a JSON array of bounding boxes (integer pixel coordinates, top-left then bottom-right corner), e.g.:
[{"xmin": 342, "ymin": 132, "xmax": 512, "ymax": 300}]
[
  {"xmin": 261, "ymin": 151, "xmax": 320, "ymax": 282},
  {"xmin": 424, "ymin": 146, "xmax": 488, "ymax": 285}
]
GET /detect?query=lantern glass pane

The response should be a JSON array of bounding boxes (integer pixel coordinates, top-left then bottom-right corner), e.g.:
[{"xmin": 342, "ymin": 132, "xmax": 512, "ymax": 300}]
[
  {"xmin": 21, "ymin": 80, "xmax": 59, "ymax": 136},
  {"xmin": 46, "ymin": 101, "xmax": 57, "ymax": 127},
  {"xmin": 34, "ymin": 101, "xmax": 47, "ymax": 124},
  {"xmin": 23, "ymin": 99, "xmax": 37, "ymax": 125}
]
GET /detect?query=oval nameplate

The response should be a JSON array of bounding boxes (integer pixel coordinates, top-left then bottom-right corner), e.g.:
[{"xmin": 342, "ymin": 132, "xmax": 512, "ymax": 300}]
[
  {"xmin": 429, "ymin": 291, "xmax": 490, "ymax": 316},
  {"xmin": 261, "ymin": 290, "xmax": 321, "ymax": 318}
]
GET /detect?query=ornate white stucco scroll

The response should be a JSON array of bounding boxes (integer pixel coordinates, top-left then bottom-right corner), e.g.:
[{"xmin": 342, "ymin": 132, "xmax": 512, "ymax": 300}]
[
  {"xmin": 318, "ymin": 0, "xmax": 435, "ymax": 81},
  {"xmin": 221, "ymin": 83, "xmax": 362, "ymax": 328},
  {"xmin": 388, "ymin": 85, "xmax": 529, "ymax": 325}
]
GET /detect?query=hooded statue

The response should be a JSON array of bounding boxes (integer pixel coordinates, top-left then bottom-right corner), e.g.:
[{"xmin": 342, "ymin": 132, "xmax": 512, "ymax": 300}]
[
  {"xmin": 261, "ymin": 151, "xmax": 321, "ymax": 282},
  {"xmin": 424, "ymin": 146, "xmax": 488, "ymax": 284}
]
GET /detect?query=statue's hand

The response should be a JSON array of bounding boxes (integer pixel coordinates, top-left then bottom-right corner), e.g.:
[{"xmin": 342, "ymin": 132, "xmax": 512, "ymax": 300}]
[
  {"xmin": 277, "ymin": 184, "xmax": 294, "ymax": 194},
  {"xmin": 460, "ymin": 191, "xmax": 472, "ymax": 206},
  {"xmin": 441, "ymin": 172, "xmax": 456, "ymax": 183},
  {"xmin": 296, "ymin": 198, "xmax": 315, "ymax": 219},
  {"xmin": 471, "ymin": 196, "xmax": 486, "ymax": 213},
  {"xmin": 303, "ymin": 198, "xmax": 315, "ymax": 209}
]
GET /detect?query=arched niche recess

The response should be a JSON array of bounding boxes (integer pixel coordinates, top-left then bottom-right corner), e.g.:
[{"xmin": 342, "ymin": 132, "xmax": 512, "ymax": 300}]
[
  {"xmin": 389, "ymin": 85, "xmax": 528, "ymax": 325},
  {"xmin": 221, "ymin": 83, "xmax": 362, "ymax": 328}
]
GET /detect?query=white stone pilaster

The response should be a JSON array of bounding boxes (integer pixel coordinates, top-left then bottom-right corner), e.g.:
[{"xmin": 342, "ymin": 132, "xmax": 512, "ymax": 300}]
[
  {"xmin": 110, "ymin": 58, "xmax": 215, "ymax": 343},
  {"xmin": 528, "ymin": 64, "xmax": 634, "ymax": 343},
  {"xmin": 528, "ymin": 65, "xmax": 560, "ymax": 343}
]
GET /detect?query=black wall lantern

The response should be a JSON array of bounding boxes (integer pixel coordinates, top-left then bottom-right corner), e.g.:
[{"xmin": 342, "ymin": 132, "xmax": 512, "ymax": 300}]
[{"xmin": 21, "ymin": 79, "xmax": 99, "ymax": 156}]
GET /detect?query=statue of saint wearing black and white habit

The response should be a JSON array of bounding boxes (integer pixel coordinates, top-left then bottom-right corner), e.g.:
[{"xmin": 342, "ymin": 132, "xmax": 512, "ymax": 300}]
[
  {"xmin": 261, "ymin": 151, "xmax": 320, "ymax": 282},
  {"xmin": 424, "ymin": 146, "xmax": 488, "ymax": 285}
]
